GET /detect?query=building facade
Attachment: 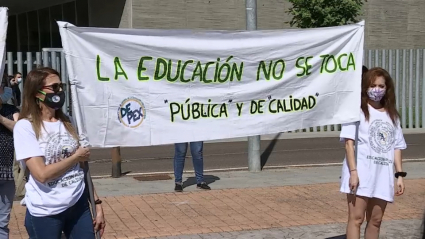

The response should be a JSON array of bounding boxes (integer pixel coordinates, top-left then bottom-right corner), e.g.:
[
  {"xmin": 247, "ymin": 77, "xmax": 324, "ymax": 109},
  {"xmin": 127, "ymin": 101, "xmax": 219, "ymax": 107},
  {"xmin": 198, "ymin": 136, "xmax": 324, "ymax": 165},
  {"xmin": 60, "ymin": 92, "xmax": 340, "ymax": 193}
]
[
  {"xmin": 4, "ymin": 0, "xmax": 425, "ymax": 52},
  {"xmin": 5, "ymin": 0, "xmax": 89, "ymax": 52}
]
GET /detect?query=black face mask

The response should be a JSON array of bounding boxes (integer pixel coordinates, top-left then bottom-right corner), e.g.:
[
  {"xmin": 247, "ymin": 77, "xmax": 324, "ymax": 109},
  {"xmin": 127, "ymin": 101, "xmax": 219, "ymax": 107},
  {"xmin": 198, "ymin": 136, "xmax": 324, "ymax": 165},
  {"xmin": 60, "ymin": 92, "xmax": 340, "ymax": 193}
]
[{"xmin": 38, "ymin": 90, "xmax": 66, "ymax": 110}]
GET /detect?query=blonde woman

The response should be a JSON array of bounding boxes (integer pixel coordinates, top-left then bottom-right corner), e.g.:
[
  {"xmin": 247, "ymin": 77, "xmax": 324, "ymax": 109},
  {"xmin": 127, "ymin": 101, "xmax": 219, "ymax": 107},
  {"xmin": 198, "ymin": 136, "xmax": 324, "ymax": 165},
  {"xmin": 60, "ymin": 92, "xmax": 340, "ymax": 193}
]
[{"xmin": 13, "ymin": 67, "xmax": 106, "ymax": 239}]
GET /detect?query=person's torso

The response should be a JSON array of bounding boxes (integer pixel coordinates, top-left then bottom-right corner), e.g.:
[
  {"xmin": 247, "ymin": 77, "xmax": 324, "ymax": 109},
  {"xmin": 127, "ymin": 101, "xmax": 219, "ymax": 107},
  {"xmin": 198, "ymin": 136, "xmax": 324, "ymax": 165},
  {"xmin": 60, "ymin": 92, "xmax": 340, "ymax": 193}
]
[
  {"xmin": 357, "ymin": 105, "xmax": 398, "ymax": 164},
  {"xmin": 355, "ymin": 106, "xmax": 398, "ymax": 198},
  {"xmin": 0, "ymin": 104, "xmax": 17, "ymax": 180},
  {"xmin": 26, "ymin": 120, "xmax": 85, "ymax": 216}
]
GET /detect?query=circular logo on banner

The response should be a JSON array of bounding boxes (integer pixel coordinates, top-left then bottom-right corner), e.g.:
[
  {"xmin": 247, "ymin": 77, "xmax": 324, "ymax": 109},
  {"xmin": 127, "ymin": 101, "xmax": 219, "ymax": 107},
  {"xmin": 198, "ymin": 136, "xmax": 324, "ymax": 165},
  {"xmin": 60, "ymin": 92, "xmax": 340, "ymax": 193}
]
[
  {"xmin": 368, "ymin": 119, "xmax": 395, "ymax": 154},
  {"xmin": 117, "ymin": 97, "xmax": 146, "ymax": 128}
]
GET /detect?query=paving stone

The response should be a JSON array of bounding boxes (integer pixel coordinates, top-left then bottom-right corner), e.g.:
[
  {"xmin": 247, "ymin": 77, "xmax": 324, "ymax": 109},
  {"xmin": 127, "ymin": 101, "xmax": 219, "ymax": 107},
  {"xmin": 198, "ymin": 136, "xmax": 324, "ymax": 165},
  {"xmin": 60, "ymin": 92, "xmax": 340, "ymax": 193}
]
[{"xmin": 9, "ymin": 163, "xmax": 425, "ymax": 239}]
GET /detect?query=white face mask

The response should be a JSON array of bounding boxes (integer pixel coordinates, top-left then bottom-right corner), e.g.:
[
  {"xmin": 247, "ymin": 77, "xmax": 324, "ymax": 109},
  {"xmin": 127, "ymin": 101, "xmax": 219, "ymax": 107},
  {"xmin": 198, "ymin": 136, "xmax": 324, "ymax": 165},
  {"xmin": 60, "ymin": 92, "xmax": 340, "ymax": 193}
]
[{"xmin": 17, "ymin": 77, "xmax": 22, "ymax": 83}]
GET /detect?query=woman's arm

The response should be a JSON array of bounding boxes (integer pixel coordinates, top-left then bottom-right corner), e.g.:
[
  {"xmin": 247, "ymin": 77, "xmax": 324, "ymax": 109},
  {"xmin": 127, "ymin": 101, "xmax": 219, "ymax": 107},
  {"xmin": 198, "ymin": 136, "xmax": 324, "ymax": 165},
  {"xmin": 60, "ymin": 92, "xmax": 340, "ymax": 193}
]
[
  {"xmin": 394, "ymin": 120, "xmax": 407, "ymax": 196},
  {"xmin": 394, "ymin": 122, "xmax": 406, "ymax": 173},
  {"xmin": 394, "ymin": 149, "xmax": 402, "ymax": 172},
  {"xmin": 92, "ymin": 182, "xmax": 103, "ymax": 210},
  {"xmin": 80, "ymin": 162, "xmax": 106, "ymax": 235},
  {"xmin": 14, "ymin": 120, "xmax": 88, "ymax": 183},
  {"xmin": 345, "ymin": 139, "xmax": 357, "ymax": 172},
  {"xmin": 0, "ymin": 112, "xmax": 19, "ymax": 131},
  {"xmin": 25, "ymin": 147, "xmax": 89, "ymax": 183},
  {"xmin": 345, "ymin": 138, "xmax": 359, "ymax": 192},
  {"xmin": 394, "ymin": 149, "xmax": 405, "ymax": 196},
  {"xmin": 91, "ymin": 179, "xmax": 105, "ymax": 236}
]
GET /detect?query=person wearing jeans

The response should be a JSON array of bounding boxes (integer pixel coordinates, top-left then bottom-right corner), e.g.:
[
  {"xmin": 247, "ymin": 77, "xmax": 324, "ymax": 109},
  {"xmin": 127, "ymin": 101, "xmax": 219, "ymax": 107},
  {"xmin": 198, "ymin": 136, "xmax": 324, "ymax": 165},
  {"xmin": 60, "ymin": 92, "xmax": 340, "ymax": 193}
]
[
  {"xmin": 0, "ymin": 181, "xmax": 15, "ymax": 239},
  {"xmin": 0, "ymin": 81, "xmax": 20, "ymax": 239},
  {"xmin": 14, "ymin": 68, "xmax": 105, "ymax": 239},
  {"xmin": 174, "ymin": 141, "xmax": 210, "ymax": 192}
]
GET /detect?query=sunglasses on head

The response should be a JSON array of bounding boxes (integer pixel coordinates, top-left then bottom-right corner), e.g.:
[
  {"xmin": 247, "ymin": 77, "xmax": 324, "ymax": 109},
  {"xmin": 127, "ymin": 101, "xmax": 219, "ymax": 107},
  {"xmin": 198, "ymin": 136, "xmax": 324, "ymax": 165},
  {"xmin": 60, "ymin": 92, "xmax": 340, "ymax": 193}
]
[{"xmin": 42, "ymin": 83, "xmax": 63, "ymax": 93}]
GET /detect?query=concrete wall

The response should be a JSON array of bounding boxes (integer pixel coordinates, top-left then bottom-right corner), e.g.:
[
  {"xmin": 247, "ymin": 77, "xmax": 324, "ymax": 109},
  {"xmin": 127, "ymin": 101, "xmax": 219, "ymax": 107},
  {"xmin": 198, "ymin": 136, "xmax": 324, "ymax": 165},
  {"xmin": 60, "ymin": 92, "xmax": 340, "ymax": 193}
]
[
  {"xmin": 362, "ymin": 0, "xmax": 425, "ymax": 49},
  {"xmin": 88, "ymin": 0, "xmax": 127, "ymax": 27},
  {"xmin": 131, "ymin": 0, "xmax": 246, "ymax": 30},
  {"xmin": 113, "ymin": 0, "xmax": 425, "ymax": 50},
  {"xmin": 7, "ymin": 0, "xmax": 425, "ymax": 49},
  {"xmin": 118, "ymin": 0, "xmax": 132, "ymax": 28}
]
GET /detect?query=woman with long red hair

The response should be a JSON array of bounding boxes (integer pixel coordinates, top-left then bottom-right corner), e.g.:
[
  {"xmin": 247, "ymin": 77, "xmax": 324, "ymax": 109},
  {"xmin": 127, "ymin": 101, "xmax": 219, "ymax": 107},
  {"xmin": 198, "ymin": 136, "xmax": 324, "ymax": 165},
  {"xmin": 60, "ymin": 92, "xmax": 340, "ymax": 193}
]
[{"xmin": 340, "ymin": 67, "xmax": 407, "ymax": 239}]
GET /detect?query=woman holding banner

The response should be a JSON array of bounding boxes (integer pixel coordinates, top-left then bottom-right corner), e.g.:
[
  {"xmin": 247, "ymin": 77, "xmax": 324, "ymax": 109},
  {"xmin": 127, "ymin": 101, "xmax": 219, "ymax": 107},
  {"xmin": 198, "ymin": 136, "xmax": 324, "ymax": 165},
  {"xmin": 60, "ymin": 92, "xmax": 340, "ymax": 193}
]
[
  {"xmin": 339, "ymin": 67, "xmax": 407, "ymax": 239},
  {"xmin": 13, "ymin": 67, "xmax": 105, "ymax": 239}
]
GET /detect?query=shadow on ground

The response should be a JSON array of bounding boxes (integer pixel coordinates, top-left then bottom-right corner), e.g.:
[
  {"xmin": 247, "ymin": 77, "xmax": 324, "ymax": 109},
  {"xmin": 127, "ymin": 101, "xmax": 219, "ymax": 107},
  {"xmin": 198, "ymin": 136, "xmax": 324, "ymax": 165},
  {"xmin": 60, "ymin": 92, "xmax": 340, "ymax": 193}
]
[
  {"xmin": 326, "ymin": 235, "xmax": 346, "ymax": 239},
  {"xmin": 183, "ymin": 175, "xmax": 220, "ymax": 188},
  {"xmin": 261, "ymin": 133, "xmax": 282, "ymax": 169}
]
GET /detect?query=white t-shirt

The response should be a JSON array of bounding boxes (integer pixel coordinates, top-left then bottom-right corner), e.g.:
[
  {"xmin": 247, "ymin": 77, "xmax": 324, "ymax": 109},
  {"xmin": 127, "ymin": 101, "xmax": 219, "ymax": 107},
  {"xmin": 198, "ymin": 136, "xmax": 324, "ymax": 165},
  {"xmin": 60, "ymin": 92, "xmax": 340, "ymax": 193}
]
[
  {"xmin": 339, "ymin": 105, "xmax": 407, "ymax": 202},
  {"xmin": 13, "ymin": 119, "xmax": 85, "ymax": 217}
]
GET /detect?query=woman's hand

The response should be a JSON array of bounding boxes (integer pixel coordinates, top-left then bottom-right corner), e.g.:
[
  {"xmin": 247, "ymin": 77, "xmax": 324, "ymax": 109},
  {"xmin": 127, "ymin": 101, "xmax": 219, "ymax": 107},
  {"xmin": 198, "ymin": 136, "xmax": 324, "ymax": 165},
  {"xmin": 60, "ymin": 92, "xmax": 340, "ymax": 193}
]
[
  {"xmin": 93, "ymin": 205, "xmax": 106, "ymax": 237},
  {"xmin": 349, "ymin": 170, "xmax": 359, "ymax": 194},
  {"xmin": 395, "ymin": 177, "xmax": 405, "ymax": 196},
  {"xmin": 74, "ymin": 146, "xmax": 90, "ymax": 162}
]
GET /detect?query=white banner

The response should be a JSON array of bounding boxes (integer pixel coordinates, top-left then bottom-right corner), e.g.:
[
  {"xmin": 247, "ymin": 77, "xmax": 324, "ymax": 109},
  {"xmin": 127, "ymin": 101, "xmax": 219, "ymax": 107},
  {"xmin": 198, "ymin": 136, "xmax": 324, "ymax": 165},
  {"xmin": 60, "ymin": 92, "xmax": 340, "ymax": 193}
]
[
  {"xmin": 0, "ymin": 8, "xmax": 8, "ymax": 79},
  {"xmin": 58, "ymin": 21, "xmax": 364, "ymax": 147}
]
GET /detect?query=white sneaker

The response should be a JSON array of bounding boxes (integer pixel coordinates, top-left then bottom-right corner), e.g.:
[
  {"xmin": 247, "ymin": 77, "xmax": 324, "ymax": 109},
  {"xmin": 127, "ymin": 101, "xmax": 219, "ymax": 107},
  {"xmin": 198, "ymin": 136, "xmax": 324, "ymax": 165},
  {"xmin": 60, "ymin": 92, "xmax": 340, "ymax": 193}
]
[{"xmin": 20, "ymin": 198, "xmax": 26, "ymax": 206}]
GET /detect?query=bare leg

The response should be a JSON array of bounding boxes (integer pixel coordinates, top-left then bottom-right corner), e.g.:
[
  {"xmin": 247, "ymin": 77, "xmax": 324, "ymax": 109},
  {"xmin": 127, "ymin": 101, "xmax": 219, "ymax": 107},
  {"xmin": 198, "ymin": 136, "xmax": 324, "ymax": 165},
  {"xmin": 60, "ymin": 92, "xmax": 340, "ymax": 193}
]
[
  {"xmin": 346, "ymin": 194, "xmax": 368, "ymax": 239},
  {"xmin": 365, "ymin": 197, "xmax": 387, "ymax": 239}
]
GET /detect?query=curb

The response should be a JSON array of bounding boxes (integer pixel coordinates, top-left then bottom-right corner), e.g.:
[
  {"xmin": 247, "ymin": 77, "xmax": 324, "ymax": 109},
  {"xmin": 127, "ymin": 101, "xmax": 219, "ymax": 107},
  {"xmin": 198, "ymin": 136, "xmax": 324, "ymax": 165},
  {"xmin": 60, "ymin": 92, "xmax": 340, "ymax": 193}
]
[{"xmin": 91, "ymin": 158, "xmax": 425, "ymax": 179}]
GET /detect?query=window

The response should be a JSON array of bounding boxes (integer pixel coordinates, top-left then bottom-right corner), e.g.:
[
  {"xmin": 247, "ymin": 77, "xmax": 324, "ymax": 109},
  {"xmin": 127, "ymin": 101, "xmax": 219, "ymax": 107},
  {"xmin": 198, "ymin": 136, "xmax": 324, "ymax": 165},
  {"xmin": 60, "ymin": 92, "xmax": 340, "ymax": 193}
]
[
  {"xmin": 5, "ymin": 0, "xmax": 89, "ymax": 52},
  {"xmin": 27, "ymin": 11, "xmax": 40, "ymax": 52},
  {"xmin": 6, "ymin": 15, "xmax": 17, "ymax": 52}
]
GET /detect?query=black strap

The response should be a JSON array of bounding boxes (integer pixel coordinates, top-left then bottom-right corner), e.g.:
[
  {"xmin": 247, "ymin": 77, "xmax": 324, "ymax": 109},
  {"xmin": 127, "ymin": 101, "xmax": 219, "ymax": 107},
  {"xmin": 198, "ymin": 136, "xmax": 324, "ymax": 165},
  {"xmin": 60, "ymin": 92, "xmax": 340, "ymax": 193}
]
[{"xmin": 395, "ymin": 172, "xmax": 407, "ymax": 178}]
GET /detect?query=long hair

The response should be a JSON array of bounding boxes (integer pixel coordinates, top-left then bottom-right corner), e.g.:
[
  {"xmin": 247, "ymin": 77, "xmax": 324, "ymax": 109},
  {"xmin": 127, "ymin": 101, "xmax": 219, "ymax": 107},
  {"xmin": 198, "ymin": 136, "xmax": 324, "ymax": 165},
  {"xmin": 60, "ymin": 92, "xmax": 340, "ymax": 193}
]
[
  {"xmin": 360, "ymin": 67, "xmax": 399, "ymax": 124},
  {"xmin": 362, "ymin": 65, "xmax": 368, "ymax": 77},
  {"xmin": 19, "ymin": 67, "xmax": 78, "ymax": 140}
]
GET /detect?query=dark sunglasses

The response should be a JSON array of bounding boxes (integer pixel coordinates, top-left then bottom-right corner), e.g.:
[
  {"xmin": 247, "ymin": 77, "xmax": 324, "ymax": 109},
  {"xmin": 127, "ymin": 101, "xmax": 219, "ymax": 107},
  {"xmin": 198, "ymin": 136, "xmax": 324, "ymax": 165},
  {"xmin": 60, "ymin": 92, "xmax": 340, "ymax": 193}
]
[{"xmin": 42, "ymin": 83, "xmax": 64, "ymax": 93}]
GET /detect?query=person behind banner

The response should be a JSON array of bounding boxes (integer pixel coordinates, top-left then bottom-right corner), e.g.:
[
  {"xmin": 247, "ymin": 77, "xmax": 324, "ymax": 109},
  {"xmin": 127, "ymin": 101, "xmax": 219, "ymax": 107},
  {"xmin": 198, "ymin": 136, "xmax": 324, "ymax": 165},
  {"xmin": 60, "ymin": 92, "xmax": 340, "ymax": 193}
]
[
  {"xmin": 7, "ymin": 72, "xmax": 28, "ymax": 206},
  {"xmin": 174, "ymin": 142, "xmax": 211, "ymax": 192},
  {"xmin": 340, "ymin": 67, "xmax": 407, "ymax": 239},
  {"xmin": 0, "ymin": 82, "xmax": 19, "ymax": 239},
  {"xmin": 10, "ymin": 72, "xmax": 22, "ymax": 106},
  {"xmin": 13, "ymin": 67, "xmax": 106, "ymax": 239},
  {"xmin": 1, "ymin": 76, "xmax": 14, "ymax": 106},
  {"xmin": 1, "ymin": 72, "xmax": 7, "ymax": 86}
]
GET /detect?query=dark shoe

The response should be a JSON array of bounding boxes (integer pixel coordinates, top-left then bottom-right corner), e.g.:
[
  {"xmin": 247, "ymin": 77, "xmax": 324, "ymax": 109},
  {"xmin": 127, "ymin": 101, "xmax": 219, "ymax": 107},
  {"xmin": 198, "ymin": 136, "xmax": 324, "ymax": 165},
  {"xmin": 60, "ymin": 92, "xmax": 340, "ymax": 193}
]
[
  {"xmin": 174, "ymin": 183, "xmax": 183, "ymax": 192},
  {"xmin": 197, "ymin": 182, "xmax": 211, "ymax": 190}
]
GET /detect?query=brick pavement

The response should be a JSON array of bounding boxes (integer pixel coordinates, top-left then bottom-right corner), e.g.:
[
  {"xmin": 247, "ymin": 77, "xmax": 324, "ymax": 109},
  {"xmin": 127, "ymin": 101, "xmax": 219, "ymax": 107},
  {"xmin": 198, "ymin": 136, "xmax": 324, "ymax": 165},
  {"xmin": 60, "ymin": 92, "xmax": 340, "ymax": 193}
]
[
  {"xmin": 9, "ymin": 179, "xmax": 425, "ymax": 239},
  {"xmin": 150, "ymin": 219, "xmax": 423, "ymax": 239}
]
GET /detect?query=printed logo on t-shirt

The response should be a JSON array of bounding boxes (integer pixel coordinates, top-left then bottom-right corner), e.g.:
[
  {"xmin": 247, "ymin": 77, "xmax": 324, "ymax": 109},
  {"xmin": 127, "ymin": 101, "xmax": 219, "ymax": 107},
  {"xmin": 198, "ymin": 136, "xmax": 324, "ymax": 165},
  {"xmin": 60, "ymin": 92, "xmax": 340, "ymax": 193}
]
[
  {"xmin": 47, "ymin": 170, "xmax": 84, "ymax": 188},
  {"xmin": 43, "ymin": 131, "xmax": 83, "ymax": 188},
  {"xmin": 368, "ymin": 119, "xmax": 395, "ymax": 154},
  {"xmin": 367, "ymin": 155, "xmax": 393, "ymax": 166},
  {"xmin": 61, "ymin": 145, "xmax": 73, "ymax": 158},
  {"xmin": 44, "ymin": 132, "xmax": 78, "ymax": 165}
]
